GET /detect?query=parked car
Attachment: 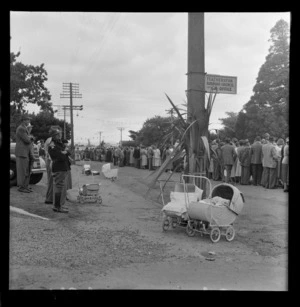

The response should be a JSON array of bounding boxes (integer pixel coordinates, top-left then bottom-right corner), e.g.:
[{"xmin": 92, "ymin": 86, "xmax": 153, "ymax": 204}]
[{"xmin": 10, "ymin": 142, "xmax": 46, "ymax": 187}]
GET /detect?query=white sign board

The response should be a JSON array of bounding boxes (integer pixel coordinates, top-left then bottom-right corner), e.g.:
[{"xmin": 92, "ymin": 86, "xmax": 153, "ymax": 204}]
[{"xmin": 205, "ymin": 74, "xmax": 237, "ymax": 94}]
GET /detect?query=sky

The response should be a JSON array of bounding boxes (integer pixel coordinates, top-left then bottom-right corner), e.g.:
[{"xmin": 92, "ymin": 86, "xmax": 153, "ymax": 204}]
[{"xmin": 10, "ymin": 12, "xmax": 290, "ymax": 145}]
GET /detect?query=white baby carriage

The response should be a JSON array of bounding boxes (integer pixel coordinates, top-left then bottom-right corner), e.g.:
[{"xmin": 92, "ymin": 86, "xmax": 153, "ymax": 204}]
[
  {"xmin": 82, "ymin": 164, "xmax": 92, "ymax": 175},
  {"xmin": 161, "ymin": 175, "xmax": 210, "ymax": 233},
  {"xmin": 101, "ymin": 163, "xmax": 118, "ymax": 181},
  {"xmin": 186, "ymin": 178, "xmax": 245, "ymax": 243}
]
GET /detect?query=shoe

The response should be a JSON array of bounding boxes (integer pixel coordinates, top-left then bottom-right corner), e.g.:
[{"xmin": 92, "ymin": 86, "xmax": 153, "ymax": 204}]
[
  {"xmin": 18, "ymin": 187, "xmax": 30, "ymax": 193},
  {"xmin": 45, "ymin": 201, "xmax": 53, "ymax": 204},
  {"xmin": 53, "ymin": 207, "xmax": 68, "ymax": 213},
  {"xmin": 25, "ymin": 188, "xmax": 33, "ymax": 192}
]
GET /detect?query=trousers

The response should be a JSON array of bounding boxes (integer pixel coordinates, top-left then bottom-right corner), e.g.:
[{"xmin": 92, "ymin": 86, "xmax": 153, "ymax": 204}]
[
  {"xmin": 251, "ymin": 163, "xmax": 263, "ymax": 185},
  {"xmin": 261, "ymin": 167, "xmax": 277, "ymax": 189},
  {"xmin": 16, "ymin": 156, "xmax": 30, "ymax": 189},
  {"xmin": 52, "ymin": 171, "xmax": 67, "ymax": 208},
  {"xmin": 45, "ymin": 158, "xmax": 53, "ymax": 202}
]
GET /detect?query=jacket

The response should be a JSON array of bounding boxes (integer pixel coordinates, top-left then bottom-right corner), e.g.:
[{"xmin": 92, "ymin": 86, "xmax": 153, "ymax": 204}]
[
  {"xmin": 261, "ymin": 142, "xmax": 278, "ymax": 168},
  {"xmin": 250, "ymin": 141, "xmax": 262, "ymax": 164},
  {"xmin": 15, "ymin": 123, "xmax": 32, "ymax": 157},
  {"xmin": 48, "ymin": 139, "xmax": 70, "ymax": 172},
  {"xmin": 221, "ymin": 143, "xmax": 236, "ymax": 165}
]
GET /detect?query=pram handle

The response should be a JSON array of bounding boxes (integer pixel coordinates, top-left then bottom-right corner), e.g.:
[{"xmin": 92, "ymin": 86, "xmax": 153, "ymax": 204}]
[{"xmin": 181, "ymin": 174, "xmax": 212, "ymax": 198}]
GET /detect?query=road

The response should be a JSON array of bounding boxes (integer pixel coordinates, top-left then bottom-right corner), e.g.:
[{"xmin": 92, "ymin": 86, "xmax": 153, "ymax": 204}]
[{"xmin": 9, "ymin": 161, "xmax": 288, "ymax": 290}]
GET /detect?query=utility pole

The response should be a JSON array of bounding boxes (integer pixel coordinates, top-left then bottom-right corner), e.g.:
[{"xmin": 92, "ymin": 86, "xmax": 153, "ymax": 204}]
[
  {"xmin": 53, "ymin": 104, "xmax": 83, "ymax": 141},
  {"xmin": 117, "ymin": 127, "xmax": 125, "ymax": 147},
  {"xmin": 60, "ymin": 83, "xmax": 83, "ymax": 159},
  {"xmin": 186, "ymin": 13, "xmax": 207, "ymax": 186},
  {"xmin": 98, "ymin": 131, "xmax": 103, "ymax": 146}
]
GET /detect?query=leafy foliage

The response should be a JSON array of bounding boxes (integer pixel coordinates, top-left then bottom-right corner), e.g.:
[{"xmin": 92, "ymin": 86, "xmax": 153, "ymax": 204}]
[
  {"xmin": 10, "ymin": 111, "xmax": 71, "ymax": 142},
  {"xmin": 10, "ymin": 51, "xmax": 53, "ymax": 114},
  {"xmin": 218, "ymin": 111, "xmax": 238, "ymax": 139},
  {"xmin": 240, "ymin": 19, "xmax": 289, "ymax": 140},
  {"xmin": 135, "ymin": 115, "xmax": 177, "ymax": 147}
]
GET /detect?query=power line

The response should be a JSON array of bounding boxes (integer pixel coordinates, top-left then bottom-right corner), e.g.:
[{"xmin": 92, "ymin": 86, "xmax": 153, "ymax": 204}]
[
  {"xmin": 117, "ymin": 127, "xmax": 125, "ymax": 146},
  {"xmin": 59, "ymin": 83, "xmax": 83, "ymax": 159}
]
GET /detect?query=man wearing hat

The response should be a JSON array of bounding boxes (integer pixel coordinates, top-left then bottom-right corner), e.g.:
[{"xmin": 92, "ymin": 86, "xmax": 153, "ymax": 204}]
[
  {"xmin": 48, "ymin": 129, "xmax": 70, "ymax": 213},
  {"xmin": 15, "ymin": 114, "xmax": 34, "ymax": 193}
]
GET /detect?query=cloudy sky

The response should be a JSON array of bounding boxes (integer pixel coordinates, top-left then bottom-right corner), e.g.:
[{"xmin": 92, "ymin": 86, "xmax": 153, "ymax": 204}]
[{"xmin": 10, "ymin": 12, "xmax": 290, "ymax": 145}]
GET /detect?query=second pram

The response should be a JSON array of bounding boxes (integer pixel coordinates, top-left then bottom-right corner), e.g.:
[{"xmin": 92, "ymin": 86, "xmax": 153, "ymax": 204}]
[{"xmin": 162, "ymin": 174, "xmax": 245, "ymax": 243}]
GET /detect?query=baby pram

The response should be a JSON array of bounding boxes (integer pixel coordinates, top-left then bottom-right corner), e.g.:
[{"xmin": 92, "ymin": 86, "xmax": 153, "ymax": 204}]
[
  {"xmin": 186, "ymin": 178, "xmax": 245, "ymax": 243},
  {"xmin": 77, "ymin": 168, "xmax": 102, "ymax": 204},
  {"xmin": 161, "ymin": 175, "xmax": 211, "ymax": 233},
  {"xmin": 77, "ymin": 183, "xmax": 102, "ymax": 204},
  {"xmin": 102, "ymin": 163, "xmax": 118, "ymax": 181}
]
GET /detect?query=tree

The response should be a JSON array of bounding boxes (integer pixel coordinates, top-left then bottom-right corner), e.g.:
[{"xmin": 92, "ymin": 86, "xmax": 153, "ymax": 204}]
[
  {"xmin": 10, "ymin": 111, "xmax": 71, "ymax": 142},
  {"xmin": 10, "ymin": 51, "xmax": 53, "ymax": 116},
  {"xmin": 241, "ymin": 19, "xmax": 289, "ymax": 140},
  {"xmin": 218, "ymin": 111, "xmax": 238, "ymax": 139},
  {"xmin": 128, "ymin": 130, "xmax": 140, "ymax": 141},
  {"xmin": 136, "ymin": 115, "xmax": 174, "ymax": 147}
]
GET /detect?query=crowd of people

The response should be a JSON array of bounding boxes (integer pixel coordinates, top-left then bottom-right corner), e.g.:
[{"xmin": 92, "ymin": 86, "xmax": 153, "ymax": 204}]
[
  {"xmin": 74, "ymin": 133, "xmax": 289, "ymax": 193},
  {"xmin": 208, "ymin": 134, "xmax": 289, "ymax": 192},
  {"xmin": 74, "ymin": 144, "xmax": 172, "ymax": 171}
]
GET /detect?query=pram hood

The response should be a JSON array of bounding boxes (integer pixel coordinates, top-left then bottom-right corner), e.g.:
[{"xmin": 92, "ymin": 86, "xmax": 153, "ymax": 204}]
[
  {"xmin": 211, "ymin": 183, "xmax": 245, "ymax": 215},
  {"xmin": 102, "ymin": 163, "xmax": 111, "ymax": 172}
]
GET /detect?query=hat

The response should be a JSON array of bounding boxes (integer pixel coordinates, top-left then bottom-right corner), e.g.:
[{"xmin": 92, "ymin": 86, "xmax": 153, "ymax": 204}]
[
  {"xmin": 50, "ymin": 129, "xmax": 60, "ymax": 137},
  {"xmin": 22, "ymin": 114, "xmax": 32, "ymax": 121}
]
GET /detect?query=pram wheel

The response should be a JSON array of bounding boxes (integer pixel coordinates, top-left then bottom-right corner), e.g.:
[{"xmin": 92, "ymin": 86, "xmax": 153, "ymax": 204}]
[
  {"xmin": 78, "ymin": 196, "xmax": 84, "ymax": 204},
  {"xmin": 171, "ymin": 219, "xmax": 178, "ymax": 229},
  {"xmin": 162, "ymin": 216, "xmax": 171, "ymax": 231},
  {"xmin": 186, "ymin": 222, "xmax": 196, "ymax": 237},
  {"xmin": 97, "ymin": 196, "xmax": 102, "ymax": 204},
  {"xmin": 210, "ymin": 227, "xmax": 221, "ymax": 243},
  {"xmin": 225, "ymin": 226, "xmax": 235, "ymax": 242}
]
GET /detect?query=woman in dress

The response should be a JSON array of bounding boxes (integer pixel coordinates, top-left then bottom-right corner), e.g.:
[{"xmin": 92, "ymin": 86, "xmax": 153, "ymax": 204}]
[
  {"xmin": 234, "ymin": 140, "xmax": 242, "ymax": 184},
  {"xmin": 152, "ymin": 145, "xmax": 161, "ymax": 170},
  {"xmin": 129, "ymin": 147, "xmax": 134, "ymax": 166},
  {"xmin": 140, "ymin": 146, "xmax": 148, "ymax": 169},
  {"xmin": 165, "ymin": 145, "xmax": 174, "ymax": 173},
  {"xmin": 281, "ymin": 137, "xmax": 289, "ymax": 192}
]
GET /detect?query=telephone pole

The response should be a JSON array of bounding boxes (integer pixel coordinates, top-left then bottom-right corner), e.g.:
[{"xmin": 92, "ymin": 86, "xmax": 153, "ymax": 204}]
[
  {"xmin": 53, "ymin": 104, "xmax": 83, "ymax": 141},
  {"xmin": 186, "ymin": 13, "xmax": 207, "ymax": 190},
  {"xmin": 60, "ymin": 83, "xmax": 83, "ymax": 159},
  {"xmin": 98, "ymin": 131, "xmax": 103, "ymax": 146},
  {"xmin": 117, "ymin": 127, "xmax": 125, "ymax": 147}
]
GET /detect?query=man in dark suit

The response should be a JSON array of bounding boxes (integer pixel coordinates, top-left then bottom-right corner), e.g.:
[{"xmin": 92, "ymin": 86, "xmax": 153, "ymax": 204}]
[
  {"xmin": 48, "ymin": 129, "xmax": 70, "ymax": 213},
  {"xmin": 221, "ymin": 138, "xmax": 237, "ymax": 183},
  {"xmin": 15, "ymin": 114, "xmax": 34, "ymax": 193},
  {"xmin": 250, "ymin": 136, "xmax": 263, "ymax": 185}
]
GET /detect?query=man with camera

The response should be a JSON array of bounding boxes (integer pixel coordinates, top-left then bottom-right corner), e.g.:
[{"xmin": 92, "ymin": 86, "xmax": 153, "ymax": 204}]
[{"xmin": 48, "ymin": 129, "xmax": 71, "ymax": 213}]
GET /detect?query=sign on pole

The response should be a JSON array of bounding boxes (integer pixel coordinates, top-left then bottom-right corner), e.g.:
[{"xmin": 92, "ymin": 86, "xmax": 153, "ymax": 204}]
[{"xmin": 205, "ymin": 74, "xmax": 237, "ymax": 94}]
